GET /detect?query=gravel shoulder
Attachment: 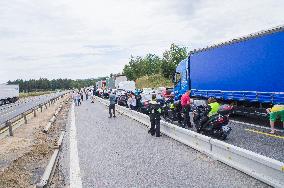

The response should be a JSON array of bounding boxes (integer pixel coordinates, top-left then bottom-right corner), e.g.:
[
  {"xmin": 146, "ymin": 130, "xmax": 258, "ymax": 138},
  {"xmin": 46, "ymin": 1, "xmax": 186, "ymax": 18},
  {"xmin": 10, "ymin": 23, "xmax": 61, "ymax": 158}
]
[
  {"xmin": 72, "ymin": 100, "xmax": 269, "ymax": 188},
  {"xmin": 0, "ymin": 96, "xmax": 69, "ymax": 188}
]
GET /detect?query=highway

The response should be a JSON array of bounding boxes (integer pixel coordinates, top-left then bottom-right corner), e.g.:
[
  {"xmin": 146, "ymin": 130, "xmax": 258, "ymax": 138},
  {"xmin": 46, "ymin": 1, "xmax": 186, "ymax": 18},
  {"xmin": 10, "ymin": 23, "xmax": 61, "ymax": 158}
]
[
  {"xmin": 56, "ymin": 99, "xmax": 269, "ymax": 187},
  {"xmin": 164, "ymin": 115, "xmax": 284, "ymax": 162},
  {"xmin": 0, "ymin": 92, "xmax": 67, "ymax": 126},
  {"xmin": 183, "ymin": 118, "xmax": 284, "ymax": 162}
]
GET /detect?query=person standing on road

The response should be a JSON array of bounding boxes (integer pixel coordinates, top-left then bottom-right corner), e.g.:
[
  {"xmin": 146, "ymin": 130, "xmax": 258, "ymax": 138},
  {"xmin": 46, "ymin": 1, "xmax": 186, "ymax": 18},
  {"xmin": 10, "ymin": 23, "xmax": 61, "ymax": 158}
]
[
  {"xmin": 109, "ymin": 91, "xmax": 116, "ymax": 118},
  {"xmin": 181, "ymin": 90, "xmax": 192, "ymax": 128},
  {"xmin": 148, "ymin": 95, "xmax": 162, "ymax": 137},
  {"xmin": 86, "ymin": 90, "xmax": 89, "ymax": 100},
  {"xmin": 127, "ymin": 94, "xmax": 133, "ymax": 109},
  {"xmin": 80, "ymin": 91, "xmax": 84, "ymax": 101},
  {"xmin": 76, "ymin": 92, "xmax": 81, "ymax": 106},
  {"xmin": 71, "ymin": 91, "xmax": 76, "ymax": 105},
  {"xmin": 131, "ymin": 94, "xmax": 137, "ymax": 110},
  {"xmin": 266, "ymin": 105, "xmax": 284, "ymax": 134}
]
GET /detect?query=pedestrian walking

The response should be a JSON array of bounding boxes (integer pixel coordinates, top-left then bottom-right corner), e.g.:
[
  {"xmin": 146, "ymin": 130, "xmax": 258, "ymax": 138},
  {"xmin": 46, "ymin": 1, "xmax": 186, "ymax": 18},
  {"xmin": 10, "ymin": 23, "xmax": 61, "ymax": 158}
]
[
  {"xmin": 148, "ymin": 95, "xmax": 162, "ymax": 137},
  {"xmin": 109, "ymin": 91, "xmax": 116, "ymax": 118}
]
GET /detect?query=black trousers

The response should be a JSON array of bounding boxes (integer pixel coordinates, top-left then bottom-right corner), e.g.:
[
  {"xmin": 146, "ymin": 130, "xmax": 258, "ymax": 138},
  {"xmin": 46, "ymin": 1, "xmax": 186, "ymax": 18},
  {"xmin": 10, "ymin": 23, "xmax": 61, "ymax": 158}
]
[
  {"xmin": 182, "ymin": 106, "xmax": 191, "ymax": 128},
  {"xmin": 109, "ymin": 104, "xmax": 115, "ymax": 117},
  {"xmin": 149, "ymin": 118, "xmax": 160, "ymax": 137}
]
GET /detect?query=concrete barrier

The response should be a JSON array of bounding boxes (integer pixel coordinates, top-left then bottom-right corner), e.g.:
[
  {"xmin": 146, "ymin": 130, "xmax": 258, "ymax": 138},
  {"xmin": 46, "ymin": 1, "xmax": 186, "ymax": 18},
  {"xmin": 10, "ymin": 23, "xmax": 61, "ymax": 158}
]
[
  {"xmin": 36, "ymin": 131, "xmax": 65, "ymax": 188},
  {"xmin": 161, "ymin": 121, "xmax": 212, "ymax": 155},
  {"xmin": 210, "ymin": 138, "xmax": 284, "ymax": 188}
]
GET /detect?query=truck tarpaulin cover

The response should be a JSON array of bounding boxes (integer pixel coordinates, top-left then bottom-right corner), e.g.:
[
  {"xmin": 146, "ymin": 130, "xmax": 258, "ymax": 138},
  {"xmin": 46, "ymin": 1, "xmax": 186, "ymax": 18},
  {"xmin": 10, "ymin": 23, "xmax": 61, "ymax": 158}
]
[{"xmin": 190, "ymin": 29, "xmax": 284, "ymax": 104}]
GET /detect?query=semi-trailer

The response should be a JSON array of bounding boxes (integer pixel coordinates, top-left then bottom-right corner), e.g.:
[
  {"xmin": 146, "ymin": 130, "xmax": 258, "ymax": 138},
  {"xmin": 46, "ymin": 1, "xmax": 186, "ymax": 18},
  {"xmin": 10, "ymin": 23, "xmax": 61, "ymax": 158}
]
[
  {"xmin": 0, "ymin": 84, "xmax": 20, "ymax": 105},
  {"xmin": 173, "ymin": 25, "xmax": 284, "ymax": 118},
  {"xmin": 106, "ymin": 77, "xmax": 115, "ymax": 89}
]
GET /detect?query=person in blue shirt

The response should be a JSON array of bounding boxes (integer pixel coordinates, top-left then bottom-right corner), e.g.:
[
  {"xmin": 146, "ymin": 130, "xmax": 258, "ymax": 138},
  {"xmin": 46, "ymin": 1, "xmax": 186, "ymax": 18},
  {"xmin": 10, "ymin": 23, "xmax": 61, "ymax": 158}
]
[{"xmin": 109, "ymin": 91, "xmax": 116, "ymax": 118}]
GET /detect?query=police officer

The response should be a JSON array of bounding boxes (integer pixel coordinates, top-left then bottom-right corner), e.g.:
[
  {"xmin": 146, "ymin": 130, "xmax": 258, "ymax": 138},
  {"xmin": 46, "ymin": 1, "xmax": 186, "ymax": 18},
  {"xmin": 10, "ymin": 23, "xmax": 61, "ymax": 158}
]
[{"xmin": 148, "ymin": 94, "xmax": 162, "ymax": 137}]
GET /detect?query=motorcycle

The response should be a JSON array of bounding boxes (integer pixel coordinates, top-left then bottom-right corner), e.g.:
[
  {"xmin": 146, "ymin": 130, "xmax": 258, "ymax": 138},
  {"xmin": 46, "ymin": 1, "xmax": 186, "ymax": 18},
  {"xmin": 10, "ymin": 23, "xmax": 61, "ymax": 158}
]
[
  {"xmin": 162, "ymin": 99, "xmax": 182, "ymax": 124},
  {"xmin": 192, "ymin": 104, "xmax": 232, "ymax": 140}
]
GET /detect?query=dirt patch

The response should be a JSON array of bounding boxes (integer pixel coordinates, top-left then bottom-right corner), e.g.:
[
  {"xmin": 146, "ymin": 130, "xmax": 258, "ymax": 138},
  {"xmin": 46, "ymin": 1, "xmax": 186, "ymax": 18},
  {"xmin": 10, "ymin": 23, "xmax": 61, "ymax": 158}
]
[{"xmin": 0, "ymin": 96, "xmax": 70, "ymax": 188}]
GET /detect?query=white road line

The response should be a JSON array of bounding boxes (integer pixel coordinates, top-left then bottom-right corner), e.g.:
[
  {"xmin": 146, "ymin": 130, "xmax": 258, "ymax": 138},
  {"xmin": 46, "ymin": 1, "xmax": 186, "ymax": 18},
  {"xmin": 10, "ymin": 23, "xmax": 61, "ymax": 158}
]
[{"xmin": 70, "ymin": 103, "xmax": 83, "ymax": 188}]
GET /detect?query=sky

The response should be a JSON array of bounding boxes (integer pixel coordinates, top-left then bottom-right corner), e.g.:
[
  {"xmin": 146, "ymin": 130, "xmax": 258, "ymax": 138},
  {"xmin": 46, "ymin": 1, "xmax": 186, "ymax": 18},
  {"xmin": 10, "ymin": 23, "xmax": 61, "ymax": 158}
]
[{"xmin": 0, "ymin": 0, "xmax": 284, "ymax": 83}]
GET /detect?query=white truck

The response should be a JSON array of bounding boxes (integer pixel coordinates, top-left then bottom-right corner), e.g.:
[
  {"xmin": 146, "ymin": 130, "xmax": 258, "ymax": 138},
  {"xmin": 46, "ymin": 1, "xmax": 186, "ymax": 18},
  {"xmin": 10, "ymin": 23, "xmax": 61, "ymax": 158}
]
[
  {"xmin": 117, "ymin": 81, "xmax": 135, "ymax": 92},
  {"xmin": 0, "ymin": 84, "xmax": 19, "ymax": 105},
  {"xmin": 115, "ymin": 75, "xmax": 127, "ymax": 89}
]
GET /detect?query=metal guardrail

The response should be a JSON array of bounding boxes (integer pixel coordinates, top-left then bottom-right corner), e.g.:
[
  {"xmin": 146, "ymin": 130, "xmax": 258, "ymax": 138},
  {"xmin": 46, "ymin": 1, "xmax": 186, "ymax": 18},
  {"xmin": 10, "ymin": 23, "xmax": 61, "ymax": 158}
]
[
  {"xmin": 95, "ymin": 96, "xmax": 284, "ymax": 188},
  {"xmin": 0, "ymin": 92, "xmax": 69, "ymax": 137}
]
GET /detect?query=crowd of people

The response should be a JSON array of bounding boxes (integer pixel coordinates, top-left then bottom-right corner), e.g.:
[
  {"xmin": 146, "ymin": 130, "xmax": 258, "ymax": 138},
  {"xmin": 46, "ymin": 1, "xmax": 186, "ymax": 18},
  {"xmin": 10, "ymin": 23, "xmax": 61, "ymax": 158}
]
[
  {"xmin": 70, "ymin": 87, "xmax": 284, "ymax": 135},
  {"xmin": 71, "ymin": 88, "xmax": 95, "ymax": 106}
]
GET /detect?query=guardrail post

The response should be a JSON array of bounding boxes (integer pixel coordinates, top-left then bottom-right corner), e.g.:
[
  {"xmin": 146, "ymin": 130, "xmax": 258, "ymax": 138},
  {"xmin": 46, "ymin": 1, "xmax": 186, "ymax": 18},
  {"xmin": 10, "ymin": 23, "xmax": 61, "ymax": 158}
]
[
  {"xmin": 6, "ymin": 121, "xmax": 13, "ymax": 136},
  {"xmin": 22, "ymin": 114, "xmax": 27, "ymax": 124},
  {"xmin": 34, "ymin": 109, "xmax": 36, "ymax": 117}
]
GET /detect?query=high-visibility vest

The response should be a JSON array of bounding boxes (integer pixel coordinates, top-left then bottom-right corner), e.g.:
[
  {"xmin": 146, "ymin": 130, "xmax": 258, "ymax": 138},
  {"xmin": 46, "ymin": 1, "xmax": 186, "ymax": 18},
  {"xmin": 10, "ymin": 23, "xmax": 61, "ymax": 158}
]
[{"xmin": 208, "ymin": 102, "xmax": 220, "ymax": 117}]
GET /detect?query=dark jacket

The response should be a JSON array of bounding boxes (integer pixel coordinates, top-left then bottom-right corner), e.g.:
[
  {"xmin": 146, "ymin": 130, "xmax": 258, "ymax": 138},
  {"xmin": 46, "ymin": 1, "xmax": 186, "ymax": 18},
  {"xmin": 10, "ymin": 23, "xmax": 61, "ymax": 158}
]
[{"xmin": 148, "ymin": 100, "xmax": 162, "ymax": 120}]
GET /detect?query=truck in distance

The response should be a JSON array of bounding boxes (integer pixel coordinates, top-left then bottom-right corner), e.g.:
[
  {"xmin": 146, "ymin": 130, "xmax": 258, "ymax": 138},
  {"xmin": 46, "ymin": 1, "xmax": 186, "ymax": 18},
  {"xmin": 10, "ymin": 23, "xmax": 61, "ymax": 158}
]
[{"xmin": 0, "ymin": 84, "xmax": 20, "ymax": 106}]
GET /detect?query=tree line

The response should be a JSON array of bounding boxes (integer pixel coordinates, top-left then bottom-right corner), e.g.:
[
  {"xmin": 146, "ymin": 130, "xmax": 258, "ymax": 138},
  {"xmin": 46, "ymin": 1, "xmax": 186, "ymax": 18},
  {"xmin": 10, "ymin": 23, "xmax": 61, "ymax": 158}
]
[
  {"xmin": 7, "ymin": 77, "xmax": 107, "ymax": 92},
  {"xmin": 123, "ymin": 43, "xmax": 188, "ymax": 81},
  {"xmin": 7, "ymin": 43, "xmax": 187, "ymax": 92}
]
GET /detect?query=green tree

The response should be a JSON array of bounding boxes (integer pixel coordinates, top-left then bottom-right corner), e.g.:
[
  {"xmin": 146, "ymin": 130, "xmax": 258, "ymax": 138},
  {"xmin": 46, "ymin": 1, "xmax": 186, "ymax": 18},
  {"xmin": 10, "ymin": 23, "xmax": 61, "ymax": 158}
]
[{"xmin": 161, "ymin": 43, "xmax": 188, "ymax": 79}]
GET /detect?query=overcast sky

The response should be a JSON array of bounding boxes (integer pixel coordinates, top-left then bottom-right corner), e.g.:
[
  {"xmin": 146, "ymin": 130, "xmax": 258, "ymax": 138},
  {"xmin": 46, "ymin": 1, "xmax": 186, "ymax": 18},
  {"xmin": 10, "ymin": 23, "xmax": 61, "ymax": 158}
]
[{"xmin": 0, "ymin": 0, "xmax": 283, "ymax": 83}]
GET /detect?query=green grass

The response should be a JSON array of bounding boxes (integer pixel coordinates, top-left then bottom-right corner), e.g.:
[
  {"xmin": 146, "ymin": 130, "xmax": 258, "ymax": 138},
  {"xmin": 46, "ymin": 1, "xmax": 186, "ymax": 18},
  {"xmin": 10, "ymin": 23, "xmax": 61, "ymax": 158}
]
[
  {"xmin": 19, "ymin": 91, "xmax": 54, "ymax": 98},
  {"xmin": 136, "ymin": 74, "xmax": 173, "ymax": 89}
]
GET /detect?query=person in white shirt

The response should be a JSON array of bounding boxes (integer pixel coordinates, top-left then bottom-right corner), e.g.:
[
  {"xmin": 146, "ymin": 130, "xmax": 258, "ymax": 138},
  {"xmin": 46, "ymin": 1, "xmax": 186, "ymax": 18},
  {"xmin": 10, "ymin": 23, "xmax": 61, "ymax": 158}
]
[
  {"xmin": 127, "ymin": 95, "xmax": 132, "ymax": 109},
  {"xmin": 131, "ymin": 94, "xmax": 137, "ymax": 110}
]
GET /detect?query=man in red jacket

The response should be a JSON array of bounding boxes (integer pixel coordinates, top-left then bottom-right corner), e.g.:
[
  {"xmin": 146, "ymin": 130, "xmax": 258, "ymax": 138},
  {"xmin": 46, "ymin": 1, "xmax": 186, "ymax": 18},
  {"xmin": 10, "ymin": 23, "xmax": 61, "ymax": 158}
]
[{"xmin": 181, "ymin": 90, "xmax": 192, "ymax": 128}]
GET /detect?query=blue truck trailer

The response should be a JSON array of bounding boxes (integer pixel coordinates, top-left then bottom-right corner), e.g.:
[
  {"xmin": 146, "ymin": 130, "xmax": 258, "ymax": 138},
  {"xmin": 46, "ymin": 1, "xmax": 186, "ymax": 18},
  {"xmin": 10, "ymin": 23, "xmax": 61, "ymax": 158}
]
[{"xmin": 174, "ymin": 25, "xmax": 284, "ymax": 118}]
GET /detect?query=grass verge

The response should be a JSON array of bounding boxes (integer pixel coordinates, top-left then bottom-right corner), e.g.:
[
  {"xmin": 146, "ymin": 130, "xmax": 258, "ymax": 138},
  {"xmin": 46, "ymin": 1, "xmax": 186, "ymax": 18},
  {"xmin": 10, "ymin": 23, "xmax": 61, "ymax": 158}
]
[
  {"xmin": 136, "ymin": 74, "xmax": 173, "ymax": 89},
  {"xmin": 19, "ymin": 91, "xmax": 54, "ymax": 98}
]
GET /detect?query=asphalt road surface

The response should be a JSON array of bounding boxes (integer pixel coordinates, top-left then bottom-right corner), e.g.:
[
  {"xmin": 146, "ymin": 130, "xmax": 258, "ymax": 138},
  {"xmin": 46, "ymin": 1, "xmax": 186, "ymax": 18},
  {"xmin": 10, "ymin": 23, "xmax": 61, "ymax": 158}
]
[
  {"xmin": 0, "ymin": 92, "xmax": 66, "ymax": 126},
  {"xmin": 178, "ymin": 116, "xmax": 284, "ymax": 162},
  {"xmin": 58, "ymin": 99, "xmax": 269, "ymax": 188}
]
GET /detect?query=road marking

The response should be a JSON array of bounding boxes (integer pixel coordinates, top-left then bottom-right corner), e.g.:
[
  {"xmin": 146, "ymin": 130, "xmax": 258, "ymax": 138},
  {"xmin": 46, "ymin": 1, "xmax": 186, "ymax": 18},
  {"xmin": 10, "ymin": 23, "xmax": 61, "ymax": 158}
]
[
  {"xmin": 245, "ymin": 129, "xmax": 284, "ymax": 139},
  {"xmin": 231, "ymin": 120, "xmax": 284, "ymax": 133},
  {"xmin": 70, "ymin": 103, "xmax": 83, "ymax": 188}
]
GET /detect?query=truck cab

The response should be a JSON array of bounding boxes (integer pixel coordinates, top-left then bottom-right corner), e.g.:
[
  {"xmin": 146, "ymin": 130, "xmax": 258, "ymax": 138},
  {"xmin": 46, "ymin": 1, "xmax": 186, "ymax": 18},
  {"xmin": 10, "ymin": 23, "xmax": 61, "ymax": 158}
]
[{"xmin": 173, "ymin": 58, "xmax": 190, "ymax": 101}]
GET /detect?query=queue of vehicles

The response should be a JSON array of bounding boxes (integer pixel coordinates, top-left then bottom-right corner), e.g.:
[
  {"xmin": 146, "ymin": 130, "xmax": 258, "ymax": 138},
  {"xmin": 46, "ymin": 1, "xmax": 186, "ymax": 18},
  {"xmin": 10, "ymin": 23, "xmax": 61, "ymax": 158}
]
[{"xmin": 95, "ymin": 26, "xmax": 284, "ymax": 140}]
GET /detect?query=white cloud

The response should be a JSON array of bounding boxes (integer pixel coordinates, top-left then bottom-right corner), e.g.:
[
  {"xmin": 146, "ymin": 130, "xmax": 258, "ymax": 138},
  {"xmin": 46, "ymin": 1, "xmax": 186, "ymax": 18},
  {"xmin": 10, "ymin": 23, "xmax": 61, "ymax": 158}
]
[{"xmin": 0, "ymin": 0, "xmax": 283, "ymax": 83}]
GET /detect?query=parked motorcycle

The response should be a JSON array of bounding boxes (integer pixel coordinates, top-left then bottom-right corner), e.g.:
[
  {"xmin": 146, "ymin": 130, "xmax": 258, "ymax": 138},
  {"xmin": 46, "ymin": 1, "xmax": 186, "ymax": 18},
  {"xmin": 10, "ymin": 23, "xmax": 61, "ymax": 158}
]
[
  {"xmin": 192, "ymin": 104, "xmax": 232, "ymax": 140},
  {"xmin": 162, "ymin": 99, "xmax": 182, "ymax": 124},
  {"xmin": 117, "ymin": 95, "xmax": 128, "ymax": 106}
]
